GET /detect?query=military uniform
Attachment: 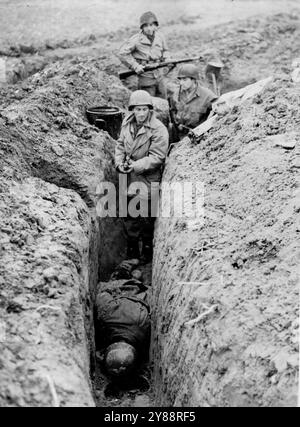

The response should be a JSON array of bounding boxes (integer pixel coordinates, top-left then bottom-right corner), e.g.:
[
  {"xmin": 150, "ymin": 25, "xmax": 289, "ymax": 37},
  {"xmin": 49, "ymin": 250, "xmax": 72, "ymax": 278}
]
[
  {"xmin": 96, "ymin": 280, "xmax": 151, "ymax": 353},
  {"xmin": 115, "ymin": 110, "xmax": 169, "ymax": 255},
  {"xmin": 170, "ymin": 82, "xmax": 218, "ymax": 138},
  {"xmin": 118, "ymin": 30, "xmax": 170, "ymax": 98}
]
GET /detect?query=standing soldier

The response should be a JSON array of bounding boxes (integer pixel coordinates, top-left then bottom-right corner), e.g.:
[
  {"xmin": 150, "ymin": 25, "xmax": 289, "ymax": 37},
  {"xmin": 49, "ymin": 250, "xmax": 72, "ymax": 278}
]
[
  {"xmin": 118, "ymin": 11, "xmax": 170, "ymax": 99},
  {"xmin": 169, "ymin": 64, "xmax": 218, "ymax": 141},
  {"xmin": 115, "ymin": 90, "xmax": 169, "ymax": 262}
]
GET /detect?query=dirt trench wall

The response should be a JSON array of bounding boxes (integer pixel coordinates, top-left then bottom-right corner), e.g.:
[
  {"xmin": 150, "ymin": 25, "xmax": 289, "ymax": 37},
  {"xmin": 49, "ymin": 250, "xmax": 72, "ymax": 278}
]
[
  {"xmin": 0, "ymin": 60, "xmax": 129, "ymax": 406},
  {"xmin": 151, "ymin": 75, "xmax": 299, "ymax": 407},
  {"xmin": 0, "ymin": 178, "xmax": 97, "ymax": 407}
]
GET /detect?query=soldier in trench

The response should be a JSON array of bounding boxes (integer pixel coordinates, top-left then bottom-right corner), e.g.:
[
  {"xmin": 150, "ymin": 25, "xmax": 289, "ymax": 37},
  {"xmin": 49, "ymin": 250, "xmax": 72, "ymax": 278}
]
[
  {"xmin": 118, "ymin": 11, "xmax": 170, "ymax": 99},
  {"xmin": 115, "ymin": 90, "xmax": 169, "ymax": 262},
  {"xmin": 168, "ymin": 63, "xmax": 218, "ymax": 142},
  {"xmin": 96, "ymin": 260, "xmax": 151, "ymax": 384}
]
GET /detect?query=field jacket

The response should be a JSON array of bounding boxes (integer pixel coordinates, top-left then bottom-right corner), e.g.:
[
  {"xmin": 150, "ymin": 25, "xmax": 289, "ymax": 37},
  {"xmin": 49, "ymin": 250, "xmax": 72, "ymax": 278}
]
[
  {"xmin": 118, "ymin": 30, "xmax": 170, "ymax": 85},
  {"xmin": 115, "ymin": 111, "xmax": 169, "ymax": 200},
  {"xmin": 96, "ymin": 280, "xmax": 150, "ymax": 351},
  {"xmin": 170, "ymin": 83, "xmax": 218, "ymax": 130}
]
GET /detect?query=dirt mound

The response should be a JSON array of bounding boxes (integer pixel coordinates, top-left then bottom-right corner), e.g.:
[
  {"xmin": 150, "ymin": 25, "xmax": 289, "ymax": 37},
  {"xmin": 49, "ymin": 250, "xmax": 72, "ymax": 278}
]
[
  {"xmin": 1, "ymin": 59, "xmax": 130, "ymax": 199},
  {"xmin": 164, "ymin": 13, "xmax": 300, "ymax": 92},
  {"xmin": 151, "ymin": 74, "xmax": 299, "ymax": 407},
  {"xmin": 2, "ymin": 12, "xmax": 298, "ymax": 94},
  {"xmin": 0, "ymin": 60, "xmax": 129, "ymax": 406}
]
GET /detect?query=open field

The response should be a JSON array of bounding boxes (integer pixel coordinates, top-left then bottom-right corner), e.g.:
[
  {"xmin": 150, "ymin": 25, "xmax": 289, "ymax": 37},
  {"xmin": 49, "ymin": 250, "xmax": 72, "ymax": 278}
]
[{"xmin": 0, "ymin": 0, "xmax": 299, "ymax": 50}]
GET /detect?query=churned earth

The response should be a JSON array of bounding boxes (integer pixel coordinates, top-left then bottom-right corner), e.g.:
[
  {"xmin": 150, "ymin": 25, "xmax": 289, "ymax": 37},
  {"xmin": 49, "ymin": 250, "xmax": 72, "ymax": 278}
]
[
  {"xmin": 0, "ymin": 60, "xmax": 129, "ymax": 407},
  {"xmin": 152, "ymin": 74, "xmax": 300, "ymax": 406},
  {"xmin": 0, "ymin": 0, "xmax": 299, "ymax": 407}
]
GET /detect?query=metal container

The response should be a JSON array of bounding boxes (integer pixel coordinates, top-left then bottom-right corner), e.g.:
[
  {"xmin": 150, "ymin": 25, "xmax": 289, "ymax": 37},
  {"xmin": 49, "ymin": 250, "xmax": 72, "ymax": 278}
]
[{"xmin": 86, "ymin": 106, "xmax": 123, "ymax": 140}]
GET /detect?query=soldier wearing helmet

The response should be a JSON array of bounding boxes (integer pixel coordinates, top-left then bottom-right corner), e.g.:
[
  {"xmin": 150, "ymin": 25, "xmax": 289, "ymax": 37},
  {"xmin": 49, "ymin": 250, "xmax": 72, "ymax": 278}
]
[
  {"xmin": 104, "ymin": 342, "xmax": 137, "ymax": 378},
  {"xmin": 115, "ymin": 90, "xmax": 169, "ymax": 261},
  {"xmin": 169, "ymin": 64, "xmax": 218, "ymax": 140},
  {"xmin": 96, "ymin": 265, "xmax": 151, "ymax": 380},
  {"xmin": 118, "ymin": 11, "xmax": 170, "ymax": 99}
]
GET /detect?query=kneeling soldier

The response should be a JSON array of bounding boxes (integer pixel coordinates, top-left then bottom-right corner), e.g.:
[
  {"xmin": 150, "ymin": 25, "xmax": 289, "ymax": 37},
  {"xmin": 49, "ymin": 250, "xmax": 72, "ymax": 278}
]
[{"xmin": 169, "ymin": 64, "xmax": 218, "ymax": 141}]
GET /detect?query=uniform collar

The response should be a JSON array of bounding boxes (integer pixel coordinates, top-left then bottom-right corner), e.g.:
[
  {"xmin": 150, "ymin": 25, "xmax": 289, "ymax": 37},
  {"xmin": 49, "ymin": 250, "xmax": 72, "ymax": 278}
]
[
  {"xmin": 177, "ymin": 82, "xmax": 203, "ymax": 103},
  {"xmin": 139, "ymin": 30, "xmax": 158, "ymax": 45},
  {"xmin": 124, "ymin": 111, "xmax": 156, "ymax": 130},
  {"xmin": 124, "ymin": 112, "xmax": 156, "ymax": 154}
]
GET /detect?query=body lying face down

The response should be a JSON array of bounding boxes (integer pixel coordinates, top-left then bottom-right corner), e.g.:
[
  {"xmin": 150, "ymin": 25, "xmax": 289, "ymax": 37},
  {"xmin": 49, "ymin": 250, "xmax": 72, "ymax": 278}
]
[{"xmin": 96, "ymin": 260, "xmax": 151, "ymax": 379}]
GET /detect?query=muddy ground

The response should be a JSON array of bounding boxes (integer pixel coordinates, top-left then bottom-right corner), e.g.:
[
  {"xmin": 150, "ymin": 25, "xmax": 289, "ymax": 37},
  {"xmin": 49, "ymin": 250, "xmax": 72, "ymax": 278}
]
[
  {"xmin": 0, "ymin": 0, "xmax": 299, "ymax": 407},
  {"xmin": 152, "ymin": 74, "xmax": 300, "ymax": 406},
  {"xmin": 0, "ymin": 60, "xmax": 130, "ymax": 407}
]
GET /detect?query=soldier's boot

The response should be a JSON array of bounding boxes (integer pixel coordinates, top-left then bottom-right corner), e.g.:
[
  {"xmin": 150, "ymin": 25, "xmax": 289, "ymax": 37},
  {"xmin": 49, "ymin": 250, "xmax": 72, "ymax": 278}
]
[
  {"xmin": 140, "ymin": 239, "xmax": 153, "ymax": 265},
  {"xmin": 127, "ymin": 240, "xmax": 140, "ymax": 260}
]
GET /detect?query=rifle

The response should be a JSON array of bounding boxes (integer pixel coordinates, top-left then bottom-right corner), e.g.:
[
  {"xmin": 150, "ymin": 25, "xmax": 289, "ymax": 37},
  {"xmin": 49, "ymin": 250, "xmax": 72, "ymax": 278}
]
[
  {"xmin": 119, "ymin": 55, "xmax": 204, "ymax": 80},
  {"xmin": 167, "ymin": 96, "xmax": 179, "ymax": 142},
  {"xmin": 167, "ymin": 96, "xmax": 192, "ymax": 145}
]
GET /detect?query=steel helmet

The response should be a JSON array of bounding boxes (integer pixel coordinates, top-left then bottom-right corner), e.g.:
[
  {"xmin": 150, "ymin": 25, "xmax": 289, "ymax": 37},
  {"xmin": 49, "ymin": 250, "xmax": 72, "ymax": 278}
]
[
  {"xmin": 105, "ymin": 342, "xmax": 137, "ymax": 377},
  {"xmin": 140, "ymin": 11, "xmax": 159, "ymax": 28},
  {"xmin": 207, "ymin": 56, "xmax": 224, "ymax": 68},
  {"xmin": 128, "ymin": 90, "xmax": 153, "ymax": 110},
  {"xmin": 177, "ymin": 64, "xmax": 199, "ymax": 80}
]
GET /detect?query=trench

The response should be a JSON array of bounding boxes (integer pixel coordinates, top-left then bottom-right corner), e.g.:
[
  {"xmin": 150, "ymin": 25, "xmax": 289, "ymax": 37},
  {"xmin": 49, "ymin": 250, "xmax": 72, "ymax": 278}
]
[
  {"xmin": 84, "ymin": 126, "xmax": 155, "ymax": 407},
  {"xmin": 1, "ymin": 10, "xmax": 298, "ymax": 406},
  {"xmin": 84, "ymin": 77, "xmax": 242, "ymax": 408},
  {"xmin": 36, "ymin": 70, "xmax": 265, "ymax": 407},
  {"xmin": 87, "ymin": 69, "xmax": 299, "ymax": 408},
  {"xmin": 0, "ymin": 56, "xmax": 157, "ymax": 406}
]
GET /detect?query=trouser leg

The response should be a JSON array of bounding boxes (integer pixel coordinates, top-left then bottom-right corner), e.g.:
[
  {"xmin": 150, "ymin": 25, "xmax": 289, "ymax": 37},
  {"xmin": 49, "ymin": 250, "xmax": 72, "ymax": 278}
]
[
  {"xmin": 168, "ymin": 123, "xmax": 180, "ymax": 145},
  {"xmin": 138, "ymin": 78, "xmax": 167, "ymax": 99},
  {"xmin": 123, "ymin": 197, "xmax": 142, "ymax": 259},
  {"xmin": 140, "ymin": 198, "xmax": 157, "ymax": 263},
  {"xmin": 139, "ymin": 85, "xmax": 157, "ymax": 97},
  {"xmin": 124, "ymin": 196, "xmax": 159, "ymax": 261},
  {"xmin": 156, "ymin": 77, "xmax": 167, "ymax": 99},
  {"xmin": 142, "ymin": 217, "xmax": 155, "ymax": 246},
  {"xmin": 123, "ymin": 216, "xmax": 141, "ymax": 259}
]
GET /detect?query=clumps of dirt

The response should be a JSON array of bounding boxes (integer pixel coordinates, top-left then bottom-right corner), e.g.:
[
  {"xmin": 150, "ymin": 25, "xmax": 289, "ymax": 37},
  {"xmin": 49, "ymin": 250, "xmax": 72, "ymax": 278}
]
[
  {"xmin": 0, "ymin": 56, "xmax": 49, "ymax": 87},
  {"xmin": 0, "ymin": 54, "xmax": 128, "ymax": 106},
  {"xmin": 0, "ymin": 59, "xmax": 129, "ymax": 406},
  {"xmin": 0, "ymin": 26, "xmax": 135, "ymax": 59},
  {"xmin": 165, "ymin": 13, "xmax": 300, "ymax": 92},
  {"xmin": 0, "ymin": 178, "xmax": 96, "ymax": 407},
  {"xmin": 1, "ymin": 58, "xmax": 130, "ymax": 202},
  {"xmin": 151, "ymin": 73, "xmax": 299, "ymax": 407},
  {"xmin": 3, "ymin": 12, "xmax": 298, "ymax": 95}
]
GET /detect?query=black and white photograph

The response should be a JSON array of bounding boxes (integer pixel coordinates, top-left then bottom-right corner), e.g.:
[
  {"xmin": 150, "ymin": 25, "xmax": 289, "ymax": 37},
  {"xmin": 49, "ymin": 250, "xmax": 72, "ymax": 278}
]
[{"xmin": 0, "ymin": 0, "xmax": 299, "ymax": 410}]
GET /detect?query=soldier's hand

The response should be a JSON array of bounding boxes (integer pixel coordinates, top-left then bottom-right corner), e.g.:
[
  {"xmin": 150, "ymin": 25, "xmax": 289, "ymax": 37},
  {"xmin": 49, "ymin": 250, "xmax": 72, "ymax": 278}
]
[
  {"xmin": 117, "ymin": 164, "xmax": 133, "ymax": 174},
  {"xmin": 117, "ymin": 164, "xmax": 128, "ymax": 174},
  {"xmin": 178, "ymin": 124, "xmax": 190, "ymax": 132},
  {"xmin": 134, "ymin": 64, "xmax": 145, "ymax": 75},
  {"xmin": 126, "ymin": 165, "xmax": 134, "ymax": 173}
]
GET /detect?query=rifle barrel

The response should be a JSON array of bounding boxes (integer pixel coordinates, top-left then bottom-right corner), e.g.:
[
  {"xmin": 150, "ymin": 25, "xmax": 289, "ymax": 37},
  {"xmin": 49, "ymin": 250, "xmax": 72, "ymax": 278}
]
[{"xmin": 119, "ymin": 56, "xmax": 203, "ymax": 80}]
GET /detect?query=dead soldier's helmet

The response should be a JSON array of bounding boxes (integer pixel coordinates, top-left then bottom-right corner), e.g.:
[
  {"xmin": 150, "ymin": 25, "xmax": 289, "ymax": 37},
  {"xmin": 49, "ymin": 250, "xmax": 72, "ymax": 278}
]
[
  {"xmin": 140, "ymin": 11, "xmax": 159, "ymax": 28},
  {"xmin": 177, "ymin": 64, "xmax": 199, "ymax": 80},
  {"xmin": 105, "ymin": 341, "xmax": 137, "ymax": 377},
  {"xmin": 128, "ymin": 90, "xmax": 154, "ymax": 111}
]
